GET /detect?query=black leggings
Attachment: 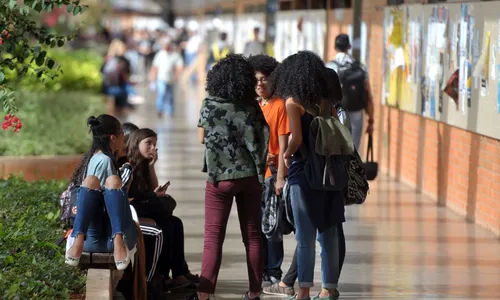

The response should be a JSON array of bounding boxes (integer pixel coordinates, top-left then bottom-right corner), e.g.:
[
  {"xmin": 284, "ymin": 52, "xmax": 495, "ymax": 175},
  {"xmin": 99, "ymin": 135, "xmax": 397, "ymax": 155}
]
[{"xmin": 132, "ymin": 199, "xmax": 190, "ymax": 278}]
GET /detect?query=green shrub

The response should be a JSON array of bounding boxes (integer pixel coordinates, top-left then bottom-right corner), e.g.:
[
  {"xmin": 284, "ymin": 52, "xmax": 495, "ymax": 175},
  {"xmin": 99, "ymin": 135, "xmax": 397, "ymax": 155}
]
[
  {"xmin": 0, "ymin": 177, "xmax": 86, "ymax": 299},
  {"xmin": 4, "ymin": 48, "xmax": 104, "ymax": 93},
  {"xmin": 0, "ymin": 91, "xmax": 104, "ymax": 156}
]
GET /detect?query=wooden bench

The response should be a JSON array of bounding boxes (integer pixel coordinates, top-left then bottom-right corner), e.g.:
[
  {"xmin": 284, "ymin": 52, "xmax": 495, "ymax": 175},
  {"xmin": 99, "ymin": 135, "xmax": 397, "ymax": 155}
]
[
  {"xmin": 79, "ymin": 218, "xmax": 156, "ymax": 299},
  {"xmin": 80, "ymin": 252, "xmax": 121, "ymax": 300}
]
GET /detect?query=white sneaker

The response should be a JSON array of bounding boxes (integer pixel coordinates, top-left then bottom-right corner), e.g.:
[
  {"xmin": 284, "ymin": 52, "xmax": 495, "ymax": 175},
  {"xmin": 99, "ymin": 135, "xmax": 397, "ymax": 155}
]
[{"xmin": 65, "ymin": 235, "xmax": 81, "ymax": 267}]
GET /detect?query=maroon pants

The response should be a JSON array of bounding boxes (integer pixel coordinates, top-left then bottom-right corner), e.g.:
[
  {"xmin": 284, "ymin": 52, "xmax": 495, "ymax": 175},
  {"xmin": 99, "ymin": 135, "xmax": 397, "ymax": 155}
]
[{"xmin": 198, "ymin": 176, "xmax": 263, "ymax": 294}]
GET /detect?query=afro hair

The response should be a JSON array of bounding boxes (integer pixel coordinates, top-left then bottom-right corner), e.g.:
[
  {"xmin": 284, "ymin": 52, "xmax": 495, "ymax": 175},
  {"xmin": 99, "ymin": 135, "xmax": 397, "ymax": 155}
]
[
  {"xmin": 248, "ymin": 54, "xmax": 279, "ymax": 77},
  {"xmin": 270, "ymin": 51, "xmax": 332, "ymax": 110},
  {"xmin": 206, "ymin": 54, "xmax": 257, "ymax": 104}
]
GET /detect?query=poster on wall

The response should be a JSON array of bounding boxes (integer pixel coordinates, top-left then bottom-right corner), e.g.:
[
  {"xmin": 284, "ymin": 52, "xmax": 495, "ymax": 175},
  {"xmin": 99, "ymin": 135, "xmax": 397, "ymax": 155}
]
[
  {"xmin": 458, "ymin": 4, "xmax": 471, "ymax": 114},
  {"xmin": 408, "ymin": 19, "xmax": 422, "ymax": 84},
  {"xmin": 498, "ymin": 64, "xmax": 500, "ymax": 113},
  {"xmin": 422, "ymin": 6, "xmax": 448, "ymax": 119}
]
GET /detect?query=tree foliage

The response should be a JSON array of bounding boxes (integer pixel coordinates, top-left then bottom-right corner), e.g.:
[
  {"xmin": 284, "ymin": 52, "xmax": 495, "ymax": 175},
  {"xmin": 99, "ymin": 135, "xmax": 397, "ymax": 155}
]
[{"xmin": 0, "ymin": 0, "xmax": 88, "ymax": 131}]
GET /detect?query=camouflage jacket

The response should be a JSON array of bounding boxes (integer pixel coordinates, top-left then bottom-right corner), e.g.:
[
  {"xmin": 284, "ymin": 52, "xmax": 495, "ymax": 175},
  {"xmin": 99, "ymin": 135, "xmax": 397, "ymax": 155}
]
[{"xmin": 198, "ymin": 96, "xmax": 270, "ymax": 184}]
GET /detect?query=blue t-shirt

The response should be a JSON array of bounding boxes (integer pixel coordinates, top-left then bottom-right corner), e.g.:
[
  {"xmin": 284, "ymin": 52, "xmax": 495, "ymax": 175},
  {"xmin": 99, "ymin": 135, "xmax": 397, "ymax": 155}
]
[{"xmin": 86, "ymin": 153, "xmax": 117, "ymax": 186}]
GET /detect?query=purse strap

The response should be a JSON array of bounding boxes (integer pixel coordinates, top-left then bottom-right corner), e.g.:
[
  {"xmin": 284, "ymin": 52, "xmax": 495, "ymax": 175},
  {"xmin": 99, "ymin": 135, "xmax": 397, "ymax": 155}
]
[{"xmin": 366, "ymin": 134, "xmax": 374, "ymax": 162}]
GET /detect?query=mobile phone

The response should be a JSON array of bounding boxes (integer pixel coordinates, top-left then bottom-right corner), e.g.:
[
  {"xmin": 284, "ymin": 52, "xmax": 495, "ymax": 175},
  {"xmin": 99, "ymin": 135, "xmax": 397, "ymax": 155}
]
[{"xmin": 159, "ymin": 181, "xmax": 170, "ymax": 191}]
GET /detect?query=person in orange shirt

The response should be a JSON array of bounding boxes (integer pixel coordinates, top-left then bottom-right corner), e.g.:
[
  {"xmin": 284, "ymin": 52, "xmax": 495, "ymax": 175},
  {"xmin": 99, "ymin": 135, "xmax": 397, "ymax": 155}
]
[{"xmin": 248, "ymin": 54, "xmax": 291, "ymax": 292}]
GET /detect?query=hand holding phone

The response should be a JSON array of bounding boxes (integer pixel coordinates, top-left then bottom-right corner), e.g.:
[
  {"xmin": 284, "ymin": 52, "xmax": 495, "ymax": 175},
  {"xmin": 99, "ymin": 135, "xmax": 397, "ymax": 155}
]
[{"xmin": 159, "ymin": 181, "xmax": 170, "ymax": 192}]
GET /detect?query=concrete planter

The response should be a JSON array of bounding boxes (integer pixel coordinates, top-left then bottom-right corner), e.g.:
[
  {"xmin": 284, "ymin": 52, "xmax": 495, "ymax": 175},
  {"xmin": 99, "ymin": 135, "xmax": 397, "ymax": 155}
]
[{"xmin": 0, "ymin": 154, "xmax": 82, "ymax": 181}]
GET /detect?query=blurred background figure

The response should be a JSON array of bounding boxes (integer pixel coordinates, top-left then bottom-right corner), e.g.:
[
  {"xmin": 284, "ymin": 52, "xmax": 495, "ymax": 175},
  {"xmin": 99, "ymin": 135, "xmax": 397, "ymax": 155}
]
[
  {"xmin": 207, "ymin": 32, "xmax": 232, "ymax": 71},
  {"xmin": 149, "ymin": 38, "xmax": 184, "ymax": 118},
  {"xmin": 244, "ymin": 27, "xmax": 265, "ymax": 57},
  {"xmin": 184, "ymin": 22, "xmax": 203, "ymax": 83}
]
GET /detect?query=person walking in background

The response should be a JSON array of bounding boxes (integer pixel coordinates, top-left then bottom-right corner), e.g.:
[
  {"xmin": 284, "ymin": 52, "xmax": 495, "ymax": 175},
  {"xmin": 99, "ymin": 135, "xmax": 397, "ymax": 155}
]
[
  {"xmin": 185, "ymin": 28, "xmax": 203, "ymax": 83},
  {"xmin": 188, "ymin": 54, "xmax": 269, "ymax": 300},
  {"xmin": 149, "ymin": 38, "xmax": 184, "ymax": 118},
  {"xmin": 248, "ymin": 54, "xmax": 290, "ymax": 291},
  {"xmin": 207, "ymin": 32, "xmax": 232, "ymax": 70},
  {"xmin": 244, "ymin": 27, "xmax": 265, "ymax": 57},
  {"xmin": 326, "ymin": 34, "xmax": 374, "ymax": 150}
]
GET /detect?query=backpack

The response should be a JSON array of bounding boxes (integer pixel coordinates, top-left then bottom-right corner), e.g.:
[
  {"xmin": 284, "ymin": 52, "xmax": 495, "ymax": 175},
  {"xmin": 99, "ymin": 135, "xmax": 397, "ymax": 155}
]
[
  {"xmin": 333, "ymin": 102, "xmax": 369, "ymax": 205},
  {"xmin": 60, "ymin": 183, "xmax": 79, "ymax": 229},
  {"xmin": 261, "ymin": 167, "xmax": 293, "ymax": 242},
  {"xmin": 301, "ymin": 105, "xmax": 354, "ymax": 191},
  {"xmin": 332, "ymin": 60, "xmax": 368, "ymax": 111}
]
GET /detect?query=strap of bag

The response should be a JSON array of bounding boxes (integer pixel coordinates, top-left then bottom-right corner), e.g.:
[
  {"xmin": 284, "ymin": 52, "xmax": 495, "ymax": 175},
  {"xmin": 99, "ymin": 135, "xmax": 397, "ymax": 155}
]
[{"xmin": 366, "ymin": 134, "xmax": 374, "ymax": 162}]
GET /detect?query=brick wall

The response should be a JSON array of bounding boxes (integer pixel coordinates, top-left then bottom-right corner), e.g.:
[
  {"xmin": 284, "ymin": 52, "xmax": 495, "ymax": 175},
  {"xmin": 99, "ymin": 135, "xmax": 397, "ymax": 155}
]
[
  {"xmin": 330, "ymin": 0, "xmax": 500, "ymax": 236},
  {"xmin": 380, "ymin": 107, "xmax": 500, "ymax": 235}
]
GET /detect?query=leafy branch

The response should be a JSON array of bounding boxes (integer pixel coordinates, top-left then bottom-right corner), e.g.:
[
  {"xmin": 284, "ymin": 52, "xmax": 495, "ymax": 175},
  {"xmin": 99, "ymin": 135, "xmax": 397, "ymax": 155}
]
[{"xmin": 0, "ymin": 0, "xmax": 88, "ymax": 131}]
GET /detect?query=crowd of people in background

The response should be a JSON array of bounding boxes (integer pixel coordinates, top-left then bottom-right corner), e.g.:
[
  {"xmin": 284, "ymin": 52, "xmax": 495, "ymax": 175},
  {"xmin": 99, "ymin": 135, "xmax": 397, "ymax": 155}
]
[{"xmin": 64, "ymin": 21, "xmax": 375, "ymax": 299}]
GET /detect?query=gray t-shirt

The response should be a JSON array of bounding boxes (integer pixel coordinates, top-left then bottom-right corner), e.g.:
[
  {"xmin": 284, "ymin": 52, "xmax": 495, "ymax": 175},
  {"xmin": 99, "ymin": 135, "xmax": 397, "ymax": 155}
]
[
  {"xmin": 86, "ymin": 153, "xmax": 117, "ymax": 186},
  {"xmin": 152, "ymin": 50, "xmax": 184, "ymax": 83}
]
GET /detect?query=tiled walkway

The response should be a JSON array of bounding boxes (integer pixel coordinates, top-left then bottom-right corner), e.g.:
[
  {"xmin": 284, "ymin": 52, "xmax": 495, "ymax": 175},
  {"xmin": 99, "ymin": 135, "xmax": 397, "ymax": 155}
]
[{"xmin": 122, "ymin": 84, "xmax": 500, "ymax": 299}]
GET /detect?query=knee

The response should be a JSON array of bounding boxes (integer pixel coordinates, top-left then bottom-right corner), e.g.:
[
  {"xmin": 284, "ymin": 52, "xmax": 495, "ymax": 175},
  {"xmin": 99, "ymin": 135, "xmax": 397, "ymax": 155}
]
[
  {"xmin": 104, "ymin": 175, "xmax": 122, "ymax": 189},
  {"xmin": 82, "ymin": 176, "xmax": 101, "ymax": 190}
]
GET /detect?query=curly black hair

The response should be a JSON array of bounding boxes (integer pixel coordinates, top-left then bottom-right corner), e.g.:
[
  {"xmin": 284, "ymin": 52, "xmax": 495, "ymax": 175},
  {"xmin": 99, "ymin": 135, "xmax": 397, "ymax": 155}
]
[
  {"xmin": 248, "ymin": 54, "xmax": 279, "ymax": 77},
  {"xmin": 206, "ymin": 54, "xmax": 256, "ymax": 103},
  {"xmin": 270, "ymin": 51, "xmax": 332, "ymax": 110}
]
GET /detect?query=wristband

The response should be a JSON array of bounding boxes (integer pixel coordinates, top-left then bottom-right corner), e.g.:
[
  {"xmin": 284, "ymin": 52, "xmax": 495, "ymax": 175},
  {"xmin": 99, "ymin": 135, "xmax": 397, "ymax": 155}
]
[{"xmin": 368, "ymin": 118, "xmax": 374, "ymax": 125}]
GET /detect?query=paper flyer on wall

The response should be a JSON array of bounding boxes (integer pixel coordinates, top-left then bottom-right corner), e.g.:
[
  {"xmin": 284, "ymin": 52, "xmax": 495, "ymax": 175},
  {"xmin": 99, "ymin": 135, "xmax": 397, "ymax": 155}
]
[
  {"xmin": 474, "ymin": 31, "xmax": 491, "ymax": 97},
  {"xmin": 498, "ymin": 64, "xmax": 500, "ymax": 114},
  {"xmin": 458, "ymin": 4, "xmax": 468, "ymax": 114},
  {"xmin": 490, "ymin": 45, "xmax": 496, "ymax": 81}
]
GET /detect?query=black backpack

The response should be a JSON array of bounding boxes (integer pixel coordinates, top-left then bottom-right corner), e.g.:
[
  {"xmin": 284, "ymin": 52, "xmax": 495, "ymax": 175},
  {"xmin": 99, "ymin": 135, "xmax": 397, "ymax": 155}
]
[{"xmin": 333, "ymin": 60, "xmax": 368, "ymax": 111}]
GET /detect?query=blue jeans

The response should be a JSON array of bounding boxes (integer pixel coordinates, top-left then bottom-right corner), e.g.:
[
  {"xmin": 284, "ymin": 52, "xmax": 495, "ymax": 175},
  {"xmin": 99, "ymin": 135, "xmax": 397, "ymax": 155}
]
[
  {"xmin": 156, "ymin": 80, "xmax": 174, "ymax": 115},
  {"xmin": 186, "ymin": 52, "xmax": 198, "ymax": 83},
  {"xmin": 349, "ymin": 110, "xmax": 364, "ymax": 151},
  {"xmin": 71, "ymin": 186, "xmax": 137, "ymax": 252},
  {"xmin": 106, "ymin": 84, "xmax": 136, "ymax": 97},
  {"xmin": 290, "ymin": 184, "xmax": 340, "ymax": 289}
]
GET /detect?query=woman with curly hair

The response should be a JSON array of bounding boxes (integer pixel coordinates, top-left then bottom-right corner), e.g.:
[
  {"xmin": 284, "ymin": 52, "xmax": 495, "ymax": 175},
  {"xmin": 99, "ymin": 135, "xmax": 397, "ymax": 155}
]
[
  {"xmin": 271, "ymin": 51, "xmax": 345, "ymax": 300},
  {"xmin": 188, "ymin": 54, "xmax": 270, "ymax": 300}
]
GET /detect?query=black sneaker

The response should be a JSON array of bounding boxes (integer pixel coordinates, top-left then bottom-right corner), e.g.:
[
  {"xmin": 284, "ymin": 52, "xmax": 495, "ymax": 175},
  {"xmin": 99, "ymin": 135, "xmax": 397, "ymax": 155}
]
[
  {"xmin": 241, "ymin": 292, "xmax": 261, "ymax": 300},
  {"xmin": 186, "ymin": 292, "xmax": 199, "ymax": 300},
  {"xmin": 185, "ymin": 272, "xmax": 200, "ymax": 284}
]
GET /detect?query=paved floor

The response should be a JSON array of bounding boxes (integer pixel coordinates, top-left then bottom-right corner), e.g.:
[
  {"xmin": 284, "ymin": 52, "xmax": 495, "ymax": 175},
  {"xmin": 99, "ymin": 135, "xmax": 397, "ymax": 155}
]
[{"xmin": 121, "ymin": 84, "xmax": 500, "ymax": 299}]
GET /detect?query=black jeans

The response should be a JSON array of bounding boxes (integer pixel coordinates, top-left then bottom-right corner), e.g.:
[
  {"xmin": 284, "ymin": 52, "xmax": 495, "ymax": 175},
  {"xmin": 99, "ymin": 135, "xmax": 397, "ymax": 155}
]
[
  {"xmin": 263, "ymin": 235, "xmax": 284, "ymax": 280},
  {"xmin": 282, "ymin": 223, "xmax": 346, "ymax": 287},
  {"xmin": 170, "ymin": 216, "xmax": 190, "ymax": 277}
]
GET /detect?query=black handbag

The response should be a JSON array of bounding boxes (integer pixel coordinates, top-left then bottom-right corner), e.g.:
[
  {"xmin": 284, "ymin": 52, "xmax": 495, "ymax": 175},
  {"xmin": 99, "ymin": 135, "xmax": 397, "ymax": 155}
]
[
  {"xmin": 343, "ymin": 149, "xmax": 369, "ymax": 205},
  {"xmin": 364, "ymin": 134, "xmax": 378, "ymax": 181}
]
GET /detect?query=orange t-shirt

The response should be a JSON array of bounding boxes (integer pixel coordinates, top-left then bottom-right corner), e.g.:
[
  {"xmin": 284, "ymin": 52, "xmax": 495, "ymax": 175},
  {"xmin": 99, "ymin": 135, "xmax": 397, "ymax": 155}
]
[{"xmin": 260, "ymin": 97, "xmax": 291, "ymax": 179}]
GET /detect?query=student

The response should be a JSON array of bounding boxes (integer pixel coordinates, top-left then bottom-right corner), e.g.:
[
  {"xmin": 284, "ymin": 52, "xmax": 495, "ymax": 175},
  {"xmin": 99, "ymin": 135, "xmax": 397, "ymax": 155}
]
[
  {"xmin": 248, "ymin": 54, "xmax": 290, "ymax": 290},
  {"xmin": 326, "ymin": 34, "xmax": 374, "ymax": 150},
  {"xmin": 190, "ymin": 54, "xmax": 269, "ymax": 300},
  {"xmin": 149, "ymin": 38, "xmax": 184, "ymax": 118},
  {"xmin": 266, "ymin": 67, "xmax": 347, "ymax": 297},
  {"xmin": 126, "ymin": 128, "xmax": 199, "ymax": 289},
  {"xmin": 65, "ymin": 114, "xmax": 137, "ymax": 271},
  {"xmin": 119, "ymin": 122, "xmax": 165, "ymax": 289},
  {"xmin": 271, "ymin": 51, "xmax": 346, "ymax": 300}
]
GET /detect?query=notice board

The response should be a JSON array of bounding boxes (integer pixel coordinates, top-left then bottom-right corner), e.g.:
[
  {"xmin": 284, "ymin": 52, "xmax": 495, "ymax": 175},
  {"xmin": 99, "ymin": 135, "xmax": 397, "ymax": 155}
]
[{"xmin": 384, "ymin": 2, "xmax": 500, "ymax": 140}]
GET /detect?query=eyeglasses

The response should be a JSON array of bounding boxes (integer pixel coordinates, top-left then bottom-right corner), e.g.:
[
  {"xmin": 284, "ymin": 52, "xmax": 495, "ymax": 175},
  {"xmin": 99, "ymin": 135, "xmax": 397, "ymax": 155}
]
[{"xmin": 256, "ymin": 77, "xmax": 268, "ymax": 84}]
